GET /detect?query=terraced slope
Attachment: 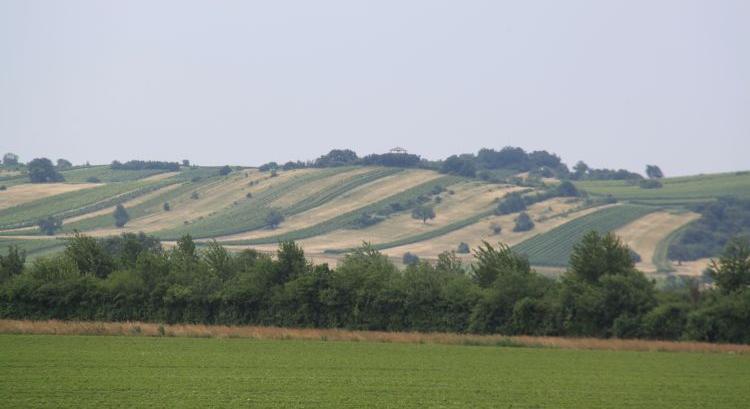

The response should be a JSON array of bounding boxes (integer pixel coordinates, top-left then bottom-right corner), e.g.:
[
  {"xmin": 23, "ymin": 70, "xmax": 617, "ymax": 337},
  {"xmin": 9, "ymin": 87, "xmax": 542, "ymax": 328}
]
[
  {"xmin": 0, "ymin": 182, "xmax": 101, "ymax": 210},
  {"xmin": 576, "ymin": 171, "xmax": 750, "ymax": 205},
  {"xmin": 512, "ymin": 204, "xmax": 657, "ymax": 267},
  {"xmin": 221, "ymin": 175, "xmax": 464, "ymax": 245},
  {"xmin": 0, "ymin": 179, "xmax": 177, "ymax": 229},
  {"xmin": 59, "ymin": 166, "xmax": 171, "ymax": 183}
]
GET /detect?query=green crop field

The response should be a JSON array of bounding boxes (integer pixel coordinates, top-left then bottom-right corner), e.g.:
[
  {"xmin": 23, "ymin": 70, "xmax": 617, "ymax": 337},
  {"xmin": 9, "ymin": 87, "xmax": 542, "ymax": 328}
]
[
  {"xmin": 0, "ymin": 238, "xmax": 66, "ymax": 259},
  {"xmin": 59, "ymin": 166, "xmax": 169, "ymax": 183},
  {"xmin": 0, "ymin": 179, "xmax": 176, "ymax": 230},
  {"xmin": 575, "ymin": 171, "xmax": 750, "ymax": 205},
  {"xmin": 0, "ymin": 335, "xmax": 747, "ymax": 408},
  {"xmin": 223, "ymin": 175, "xmax": 463, "ymax": 245},
  {"xmin": 513, "ymin": 205, "xmax": 656, "ymax": 267}
]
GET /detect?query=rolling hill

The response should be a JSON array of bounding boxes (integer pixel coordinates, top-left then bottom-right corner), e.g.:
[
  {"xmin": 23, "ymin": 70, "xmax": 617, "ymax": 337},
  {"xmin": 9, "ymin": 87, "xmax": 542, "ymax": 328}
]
[{"xmin": 2, "ymin": 163, "xmax": 749, "ymax": 275}]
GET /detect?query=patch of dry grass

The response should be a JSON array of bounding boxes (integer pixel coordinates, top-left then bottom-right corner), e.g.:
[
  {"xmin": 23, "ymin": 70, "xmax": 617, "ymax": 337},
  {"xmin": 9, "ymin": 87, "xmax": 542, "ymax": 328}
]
[{"xmin": 1, "ymin": 319, "xmax": 746, "ymax": 354}]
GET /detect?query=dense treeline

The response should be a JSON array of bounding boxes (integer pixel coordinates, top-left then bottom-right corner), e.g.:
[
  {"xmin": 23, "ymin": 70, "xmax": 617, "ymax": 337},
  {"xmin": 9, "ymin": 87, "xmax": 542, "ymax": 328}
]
[
  {"xmin": 0, "ymin": 231, "xmax": 748, "ymax": 343},
  {"xmin": 669, "ymin": 197, "xmax": 750, "ymax": 261},
  {"xmin": 110, "ymin": 160, "xmax": 181, "ymax": 171}
]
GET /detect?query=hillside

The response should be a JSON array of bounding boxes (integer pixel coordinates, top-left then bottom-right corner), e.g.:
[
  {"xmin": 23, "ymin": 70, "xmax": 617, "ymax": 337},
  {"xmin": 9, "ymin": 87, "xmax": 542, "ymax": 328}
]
[{"xmin": 2, "ymin": 163, "xmax": 750, "ymax": 276}]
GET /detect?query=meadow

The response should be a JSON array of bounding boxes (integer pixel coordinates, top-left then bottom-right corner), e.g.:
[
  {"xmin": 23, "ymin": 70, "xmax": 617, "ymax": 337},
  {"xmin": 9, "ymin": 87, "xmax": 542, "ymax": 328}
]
[
  {"xmin": 575, "ymin": 171, "xmax": 750, "ymax": 205},
  {"xmin": 0, "ymin": 333, "xmax": 748, "ymax": 408}
]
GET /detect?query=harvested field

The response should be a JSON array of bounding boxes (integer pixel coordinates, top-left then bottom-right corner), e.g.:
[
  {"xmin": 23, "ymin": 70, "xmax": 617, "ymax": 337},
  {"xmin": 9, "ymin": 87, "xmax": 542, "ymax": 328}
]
[
  {"xmin": 615, "ymin": 210, "xmax": 701, "ymax": 272},
  {"xmin": 0, "ymin": 182, "xmax": 101, "ymax": 210}
]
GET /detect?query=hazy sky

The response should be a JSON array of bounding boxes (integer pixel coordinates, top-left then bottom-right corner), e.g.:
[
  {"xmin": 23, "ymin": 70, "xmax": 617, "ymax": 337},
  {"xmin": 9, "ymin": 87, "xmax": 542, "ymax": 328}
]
[{"xmin": 1, "ymin": 1, "xmax": 748, "ymax": 175}]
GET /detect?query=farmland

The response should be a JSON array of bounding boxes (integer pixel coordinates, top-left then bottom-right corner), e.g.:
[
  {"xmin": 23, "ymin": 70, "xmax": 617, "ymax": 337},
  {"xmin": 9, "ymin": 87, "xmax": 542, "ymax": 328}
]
[
  {"xmin": 575, "ymin": 171, "xmax": 750, "ymax": 205},
  {"xmin": 513, "ymin": 205, "xmax": 657, "ymax": 266},
  {"xmin": 1, "ymin": 334, "xmax": 748, "ymax": 408}
]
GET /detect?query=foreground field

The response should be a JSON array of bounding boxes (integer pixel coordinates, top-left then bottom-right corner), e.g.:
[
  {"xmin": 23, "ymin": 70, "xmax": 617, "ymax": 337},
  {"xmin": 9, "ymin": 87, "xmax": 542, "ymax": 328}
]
[{"xmin": 0, "ymin": 334, "xmax": 748, "ymax": 408}]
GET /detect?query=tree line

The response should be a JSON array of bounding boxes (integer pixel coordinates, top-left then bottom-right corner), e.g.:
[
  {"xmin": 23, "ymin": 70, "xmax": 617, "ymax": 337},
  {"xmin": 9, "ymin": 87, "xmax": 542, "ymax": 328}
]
[{"xmin": 0, "ymin": 231, "xmax": 747, "ymax": 343}]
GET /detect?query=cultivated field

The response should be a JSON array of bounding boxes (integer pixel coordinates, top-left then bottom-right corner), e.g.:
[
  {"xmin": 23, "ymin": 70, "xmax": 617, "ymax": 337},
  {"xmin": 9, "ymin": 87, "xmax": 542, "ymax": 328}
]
[{"xmin": 0, "ymin": 333, "xmax": 748, "ymax": 408}]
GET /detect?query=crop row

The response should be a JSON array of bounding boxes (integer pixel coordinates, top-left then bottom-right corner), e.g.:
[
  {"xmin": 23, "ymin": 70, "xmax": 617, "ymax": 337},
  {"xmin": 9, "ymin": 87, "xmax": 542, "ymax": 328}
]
[
  {"xmin": 512, "ymin": 205, "xmax": 656, "ymax": 267},
  {"xmin": 222, "ymin": 175, "xmax": 464, "ymax": 245}
]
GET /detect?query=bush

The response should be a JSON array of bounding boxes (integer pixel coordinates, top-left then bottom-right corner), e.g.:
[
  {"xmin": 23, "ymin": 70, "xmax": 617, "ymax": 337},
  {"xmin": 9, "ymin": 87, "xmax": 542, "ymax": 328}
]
[
  {"xmin": 496, "ymin": 193, "xmax": 527, "ymax": 215},
  {"xmin": 245, "ymin": 192, "xmax": 252, "ymax": 199},
  {"xmin": 266, "ymin": 210, "xmax": 284, "ymax": 229},
  {"xmin": 38, "ymin": 216, "xmax": 63, "ymax": 235},
  {"xmin": 513, "ymin": 212, "xmax": 535, "ymax": 232},
  {"xmin": 457, "ymin": 242, "xmax": 470, "ymax": 254},
  {"xmin": 113, "ymin": 204, "xmax": 130, "ymax": 228},
  {"xmin": 0, "ymin": 185, "xmax": 6, "ymax": 191},
  {"xmin": 191, "ymin": 191, "xmax": 200, "ymax": 200},
  {"xmin": 163, "ymin": 202, "xmax": 171, "ymax": 211},
  {"xmin": 490, "ymin": 223, "xmax": 502, "ymax": 235},
  {"xmin": 403, "ymin": 252, "xmax": 420, "ymax": 266},
  {"xmin": 219, "ymin": 165, "xmax": 232, "ymax": 176}
]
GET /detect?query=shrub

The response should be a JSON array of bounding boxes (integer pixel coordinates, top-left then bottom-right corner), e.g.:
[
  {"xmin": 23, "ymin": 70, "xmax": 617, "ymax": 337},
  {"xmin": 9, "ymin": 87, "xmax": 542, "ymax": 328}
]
[
  {"xmin": 403, "ymin": 252, "xmax": 420, "ymax": 266},
  {"xmin": 490, "ymin": 223, "xmax": 502, "ymax": 235},
  {"xmin": 496, "ymin": 193, "xmax": 527, "ymax": 215},
  {"xmin": 513, "ymin": 212, "xmax": 535, "ymax": 232},
  {"xmin": 219, "ymin": 165, "xmax": 232, "ymax": 176},
  {"xmin": 113, "ymin": 204, "xmax": 130, "ymax": 228},
  {"xmin": 191, "ymin": 191, "xmax": 200, "ymax": 200},
  {"xmin": 457, "ymin": 242, "xmax": 470, "ymax": 254},
  {"xmin": 163, "ymin": 202, "xmax": 171, "ymax": 211},
  {"xmin": 0, "ymin": 185, "xmax": 5, "ymax": 191},
  {"xmin": 245, "ymin": 192, "xmax": 252, "ymax": 199},
  {"xmin": 266, "ymin": 210, "xmax": 284, "ymax": 229},
  {"xmin": 38, "ymin": 216, "xmax": 63, "ymax": 235}
]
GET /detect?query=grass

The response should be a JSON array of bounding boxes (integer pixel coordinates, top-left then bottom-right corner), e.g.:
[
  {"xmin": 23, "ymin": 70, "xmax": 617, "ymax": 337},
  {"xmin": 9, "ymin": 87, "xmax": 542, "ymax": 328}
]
[
  {"xmin": 59, "ymin": 166, "xmax": 169, "ymax": 183},
  {"xmin": 0, "ymin": 179, "xmax": 176, "ymax": 229},
  {"xmin": 652, "ymin": 220, "xmax": 697, "ymax": 273},
  {"xmin": 221, "ymin": 175, "xmax": 464, "ymax": 245},
  {"xmin": 576, "ymin": 171, "xmax": 750, "ymax": 205},
  {"xmin": 513, "ymin": 205, "xmax": 657, "ymax": 267},
  {"xmin": 0, "ymin": 332, "xmax": 748, "ymax": 408}
]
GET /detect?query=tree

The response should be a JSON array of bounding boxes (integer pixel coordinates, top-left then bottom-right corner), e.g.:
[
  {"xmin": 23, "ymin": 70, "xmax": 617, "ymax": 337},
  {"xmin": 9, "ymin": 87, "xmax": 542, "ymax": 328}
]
[
  {"xmin": 490, "ymin": 223, "xmax": 502, "ymax": 235},
  {"xmin": 471, "ymin": 241, "xmax": 531, "ymax": 288},
  {"xmin": 56, "ymin": 159, "xmax": 73, "ymax": 169},
  {"xmin": 2, "ymin": 152, "xmax": 19, "ymax": 166},
  {"xmin": 555, "ymin": 181, "xmax": 580, "ymax": 197},
  {"xmin": 403, "ymin": 252, "xmax": 420, "ymax": 266},
  {"xmin": 219, "ymin": 165, "xmax": 232, "ymax": 176},
  {"xmin": 113, "ymin": 204, "xmax": 130, "ymax": 227},
  {"xmin": 646, "ymin": 165, "xmax": 664, "ymax": 179},
  {"xmin": 457, "ymin": 242, "xmax": 470, "ymax": 254},
  {"xmin": 182, "ymin": 159, "xmax": 190, "ymax": 167},
  {"xmin": 37, "ymin": 216, "xmax": 63, "ymax": 235},
  {"xmin": 27, "ymin": 158, "xmax": 64, "ymax": 183},
  {"xmin": 572, "ymin": 161, "xmax": 589, "ymax": 179},
  {"xmin": 163, "ymin": 202, "xmax": 171, "ymax": 211},
  {"xmin": 568, "ymin": 231, "xmax": 635, "ymax": 283},
  {"xmin": 513, "ymin": 212, "xmax": 535, "ymax": 232},
  {"xmin": 496, "ymin": 193, "xmax": 526, "ymax": 215},
  {"xmin": 411, "ymin": 205, "xmax": 436, "ymax": 223},
  {"xmin": 64, "ymin": 232, "xmax": 115, "ymax": 278},
  {"xmin": 314, "ymin": 149, "xmax": 358, "ymax": 167},
  {"xmin": 0, "ymin": 245, "xmax": 25, "ymax": 281},
  {"xmin": 266, "ymin": 209, "xmax": 284, "ymax": 229},
  {"xmin": 707, "ymin": 237, "xmax": 750, "ymax": 294}
]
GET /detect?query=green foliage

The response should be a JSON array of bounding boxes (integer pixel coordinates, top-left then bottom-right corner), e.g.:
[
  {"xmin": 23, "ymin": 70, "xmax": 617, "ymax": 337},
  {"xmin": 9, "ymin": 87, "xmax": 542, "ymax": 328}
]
[
  {"xmin": 513, "ymin": 205, "xmax": 655, "ymax": 267},
  {"xmin": 2, "ymin": 152, "xmax": 19, "ymax": 166},
  {"xmin": 457, "ymin": 242, "xmax": 470, "ymax": 254},
  {"xmin": 56, "ymin": 159, "xmax": 73, "ymax": 170},
  {"xmin": 513, "ymin": 212, "xmax": 535, "ymax": 232},
  {"xmin": 402, "ymin": 252, "xmax": 419, "ymax": 266},
  {"xmin": 314, "ymin": 149, "xmax": 358, "ymax": 167},
  {"xmin": 639, "ymin": 179, "xmax": 663, "ymax": 189},
  {"xmin": 646, "ymin": 165, "xmax": 664, "ymax": 179},
  {"xmin": 496, "ymin": 192, "xmax": 527, "ymax": 215},
  {"xmin": 0, "ymin": 245, "xmax": 25, "ymax": 282},
  {"xmin": 668, "ymin": 198, "xmax": 750, "ymax": 261},
  {"xmin": 113, "ymin": 204, "xmax": 130, "ymax": 227},
  {"xmin": 411, "ymin": 205, "xmax": 435, "ymax": 223},
  {"xmin": 64, "ymin": 232, "xmax": 115, "ymax": 278},
  {"xmin": 163, "ymin": 202, "xmax": 171, "ymax": 211},
  {"xmin": 37, "ymin": 216, "xmax": 63, "ymax": 235},
  {"xmin": 61, "ymin": 166, "xmax": 168, "ymax": 183},
  {"xmin": 218, "ymin": 165, "xmax": 232, "ymax": 176},
  {"xmin": 707, "ymin": 237, "xmax": 750, "ymax": 294},
  {"xmin": 568, "ymin": 231, "xmax": 636, "ymax": 283},
  {"xmin": 27, "ymin": 158, "xmax": 64, "ymax": 183},
  {"xmin": 471, "ymin": 241, "xmax": 531, "ymax": 288},
  {"xmin": 266, "ymin": 210, "xmax": 285, "ymax": 229}
]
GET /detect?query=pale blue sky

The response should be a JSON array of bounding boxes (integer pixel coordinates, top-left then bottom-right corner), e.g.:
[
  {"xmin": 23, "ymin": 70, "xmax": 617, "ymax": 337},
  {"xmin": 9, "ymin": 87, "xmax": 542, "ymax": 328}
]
[{"xmin": 1, "ymin": 0, "xmax": 748, "ymax": 175}]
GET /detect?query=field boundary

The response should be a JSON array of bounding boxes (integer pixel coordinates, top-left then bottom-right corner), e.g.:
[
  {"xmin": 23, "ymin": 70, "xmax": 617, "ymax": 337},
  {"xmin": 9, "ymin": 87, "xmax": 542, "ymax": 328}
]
[{"xmin": 1, "ymin": 319, "xmax": 747, "ymax": 354}]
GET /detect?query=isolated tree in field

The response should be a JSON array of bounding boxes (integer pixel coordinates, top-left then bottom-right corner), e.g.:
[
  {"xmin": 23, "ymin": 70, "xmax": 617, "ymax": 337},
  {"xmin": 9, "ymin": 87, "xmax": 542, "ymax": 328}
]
[
  {"xmin": 163, "ymin": 202, "xmax": 171, "ymax": 211},
  {"xmin": 490, "ymin": 223, "xmax": 502, "ymax": 235},
  {"xmin": 113, "ymin": 204, "xmax": 130, "ymax": 227},
  {"xmin": 182, "ymin": 159, "xmax": 190, "ymax": 167},
  {"xmin": 219, "ymin": 165, "xmax": 232, "ymax": 176},
  {"xmin": 457, "ymin": 242, "xmax": 470, "ymax": 254},
  {"xmin": 513, "ymin": 212, "xmax": 535, "ymax": 232},
  {"xmin": 645, "ymin": 165, "xmax": 664, "ymax": 179},
  {"xmin": 0, "ymin": 245, "xmax": 26, "ymax": 281},
  {"xmin": 37, "ymin": 216, "xmax": 63, "ymax": 235},
  {"xmin": 56, "ymin": 158, "xmax": 73, "ymax": 170},
  {"xmin": 2, "ymin": 152, "xmax": 19, "ymax": 166},
  {"xmin": 411, "ymin": 205, "xmax": 435, "ymax": 223},
  {"xmin": 707, "ymin": 237, "xmax": 750, "ymax": 294},
  {"xmin": 27, "ymin": 158, "xmax": 64, "ymax": 183},
  {"xmin": 266, "ymin": 210, "xmax": 284, "ymax": 229}
]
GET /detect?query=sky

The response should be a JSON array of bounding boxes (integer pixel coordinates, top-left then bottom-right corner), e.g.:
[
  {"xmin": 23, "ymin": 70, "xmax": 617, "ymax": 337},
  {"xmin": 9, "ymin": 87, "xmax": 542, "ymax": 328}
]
[{"xmin": 1, "ymin": 1, "xmax": 748, "ymax": 176}]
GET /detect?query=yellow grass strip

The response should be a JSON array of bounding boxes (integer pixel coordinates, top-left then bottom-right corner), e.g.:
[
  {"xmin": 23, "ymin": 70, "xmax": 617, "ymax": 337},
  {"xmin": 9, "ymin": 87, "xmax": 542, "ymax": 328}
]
[
  {"xmin": 0, "ymin": 319, "xmax": 747, "ymax": 354},
  {"xmin": 0, "ymin": 183, "xmax": 102, "ymax": 210}
]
